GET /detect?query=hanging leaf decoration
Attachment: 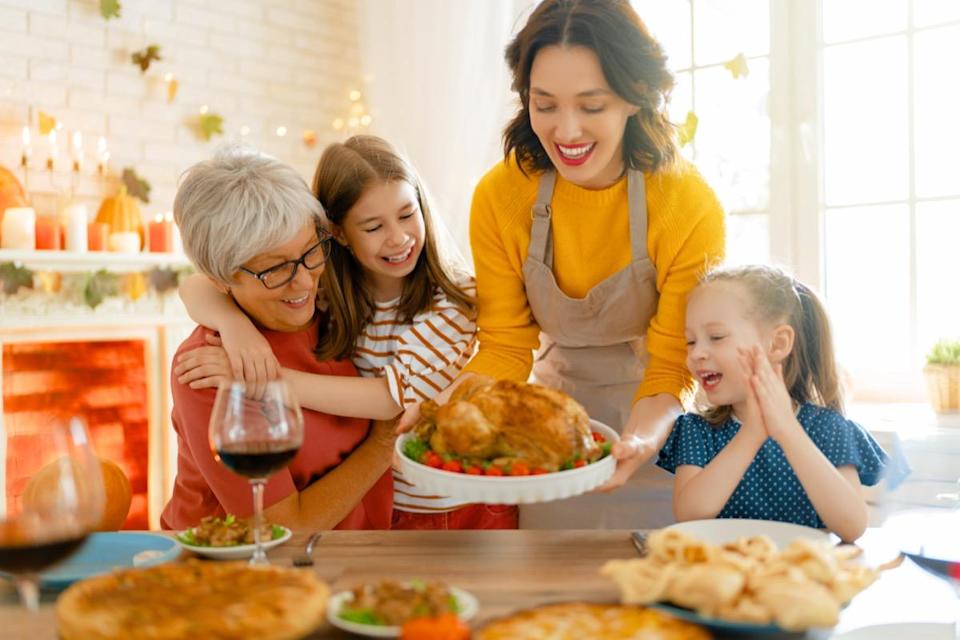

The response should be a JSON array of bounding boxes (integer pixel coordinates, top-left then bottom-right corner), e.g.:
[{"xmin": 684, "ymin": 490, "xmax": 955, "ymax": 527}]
[
  {"xmin": 131, "ymin": 45, "xmax": 162, "ymax": 73},
  {"xmin": 677, "ymin": 111, "xmax": 699, "ymax": 147},
  {"xmin": 166, "ymin": 77, "xmax": 179, "ymax": 103},
  {"xmin": 147, "ymin": 267, "xmax": 192, "ymax": 294},
  {"xmin": 0, "ymin": 262, "xmax": 35, "ymax": 295},
  {"xmin": 38, "ymin": 111, "xmax": 58, "ymax": 136},
  {"xmin": 196, "ymin": 113, "xmax": 225, "ymax": 142},
  {"xmin": 723, "ymin": 53, "xmax": 750, "ymax": 79},
  {"xmin": 83, "ymin": 269, "xmax": 120, "ymax": 309},
  {"xmin": 99, "ymin": 0, "xmax": 121, "ymax": 20},
  {"xmin": 121, "ymin": 167, "xmax": 151, "ymax": 204},
  {"xmin": 123, "ymin": 273, "xmax": 147, "ymax": 301}
]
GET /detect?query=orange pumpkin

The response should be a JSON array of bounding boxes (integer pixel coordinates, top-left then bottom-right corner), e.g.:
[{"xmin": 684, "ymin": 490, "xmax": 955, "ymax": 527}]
[
  {"xmin": 0, "ymin": 165, "xmax": 28, "ymax": 228},
  {"xmin": 23, "ymin": 456, "xmax": 133, "ymax": 532},
  {"xmin": 95, "ymin": 185, "xmax": 144, "ymax": 249}
]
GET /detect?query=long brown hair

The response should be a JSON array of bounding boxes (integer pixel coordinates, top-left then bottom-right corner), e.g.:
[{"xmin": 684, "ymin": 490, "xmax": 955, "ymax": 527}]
[
  {"xmin": 503, "ymin": 0, "xmax": 678, "ymax": 176},
  {"xmin": 698, "ymin": 265, "xmax": 844, "ymax": 425},
  {"xmin": 312, "ymin": 135, "xmax": 475, "ymax": 361}
]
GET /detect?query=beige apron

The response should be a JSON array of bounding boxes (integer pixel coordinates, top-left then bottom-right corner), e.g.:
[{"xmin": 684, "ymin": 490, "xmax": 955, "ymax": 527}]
[{"xmin": 520, "ymin": 170, "xmax": 675, "ymax": 529}]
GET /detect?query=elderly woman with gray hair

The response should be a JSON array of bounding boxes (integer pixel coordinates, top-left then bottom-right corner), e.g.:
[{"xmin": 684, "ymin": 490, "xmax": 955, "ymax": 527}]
[{"xmin": 160, "ymin": 147, "xmax": 394, "ymax": 531}]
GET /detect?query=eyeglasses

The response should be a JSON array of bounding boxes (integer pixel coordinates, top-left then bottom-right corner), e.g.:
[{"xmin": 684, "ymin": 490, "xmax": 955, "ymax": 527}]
[{"xmin": 239, "ymin": 235, "xmax": 331, "ymax": 290}]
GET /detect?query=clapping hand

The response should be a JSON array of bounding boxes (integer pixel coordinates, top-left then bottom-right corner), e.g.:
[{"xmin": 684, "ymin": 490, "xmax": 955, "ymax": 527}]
[
  {"xmin": 736, "ymin": 345, "xmax": 769, "ymax": 444},
  {"xmin": 741, "ymin": 345, "xmax": 802, "ymax": 444}
]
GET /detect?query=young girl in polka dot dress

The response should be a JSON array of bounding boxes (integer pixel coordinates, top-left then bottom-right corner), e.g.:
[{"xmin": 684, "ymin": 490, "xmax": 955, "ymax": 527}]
[{"xmin": 657, "ymin": 264, "xmax": 889, "ymax": 542}]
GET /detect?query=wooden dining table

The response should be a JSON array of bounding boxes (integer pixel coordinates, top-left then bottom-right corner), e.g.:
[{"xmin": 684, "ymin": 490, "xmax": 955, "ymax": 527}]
[{"xmin": 1, "ymin": 529, "xmax": 957, "ymax": 639}]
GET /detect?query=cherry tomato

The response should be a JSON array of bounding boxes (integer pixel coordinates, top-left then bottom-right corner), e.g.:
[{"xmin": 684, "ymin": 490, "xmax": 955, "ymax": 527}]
[
  {"xmin": 592, "ymin": 432, "xmax": 606, "ymax": 443},
  {"xmin": 484, "ymin": 466, "xmax": 504, "ymax": 477},
  {"xmin": 531, "ymin": 467, "xmax": 549, "ymax": 475},
  {"xmin": 510, "ymin": 461, "xmax": 530, "ymax": 476},
  {"xmin": 465, "ymin": 466, "xmax": 484, "ymax": 475},
  {"xmin": 573, "ymin": 459, "xmax": 587, "ymax": 468},
  {"xmin": 441, "ymin": 459, "xmax": 463, "ymax": 473},
  {"xmin": 423, "ymin": 451, "xmax": 443, "ymax": 469}
]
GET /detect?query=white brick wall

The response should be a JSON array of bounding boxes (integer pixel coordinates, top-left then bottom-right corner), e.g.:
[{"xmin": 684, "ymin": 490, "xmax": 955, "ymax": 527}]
[{"xmin": 0, "ymin": 0, "xmax": 362, "ymax": 221}]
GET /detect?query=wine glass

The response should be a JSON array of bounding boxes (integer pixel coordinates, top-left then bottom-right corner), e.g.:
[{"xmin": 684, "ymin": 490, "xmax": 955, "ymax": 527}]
[
  {"xmin": 208, "ymin": 380, "xmax": 303, "ymax": 565},
  {"xmin": 0, "ymin": 416, "xmax": 105, "ymax": 612}
]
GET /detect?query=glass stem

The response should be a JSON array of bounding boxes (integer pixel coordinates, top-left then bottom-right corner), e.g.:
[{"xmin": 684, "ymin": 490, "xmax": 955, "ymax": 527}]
[
  {"xmin": 15, "ymin": 575, "xmax": 39, "ymax": 613},
  {"xmin": 250, "ymin": 478, "xmax": 267, "ymax": 565}
]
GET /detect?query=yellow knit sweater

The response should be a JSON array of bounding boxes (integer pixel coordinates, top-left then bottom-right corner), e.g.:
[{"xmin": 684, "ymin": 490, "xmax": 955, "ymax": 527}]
[{"xmin": 462, "ymin": 156, "xmax": 725, "ymax": 403}]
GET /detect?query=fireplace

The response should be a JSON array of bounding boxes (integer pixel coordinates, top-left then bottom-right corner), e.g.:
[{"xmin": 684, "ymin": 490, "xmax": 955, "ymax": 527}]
[
  {"xmin": 3, "ymin": 340, "xmax": 151, "ymax": 528},
  {"xmin": 0, "ymin": 319, "xmax": 195, "ymax": 529}
]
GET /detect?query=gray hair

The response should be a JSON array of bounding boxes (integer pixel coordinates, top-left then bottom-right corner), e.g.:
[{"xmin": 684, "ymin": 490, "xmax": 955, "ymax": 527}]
[{"xmin": 173, "ymin": 145, "xmax": 325, "ymax": 285}]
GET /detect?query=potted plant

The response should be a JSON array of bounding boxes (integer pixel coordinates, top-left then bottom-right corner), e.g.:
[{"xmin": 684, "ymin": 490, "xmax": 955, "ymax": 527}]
[{"xmin": 923, "ymin": 338, "xmax": 960, "ymax": 415}]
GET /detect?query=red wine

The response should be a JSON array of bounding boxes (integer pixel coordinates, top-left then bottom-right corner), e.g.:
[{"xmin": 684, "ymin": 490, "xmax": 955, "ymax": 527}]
[
  {"xmin": 0, "ymin": 535, "xmax": 88, "ymax": 573},
  {"xmin": 215, "ymin": 442, "xmax": 299, "ymax": 478}
]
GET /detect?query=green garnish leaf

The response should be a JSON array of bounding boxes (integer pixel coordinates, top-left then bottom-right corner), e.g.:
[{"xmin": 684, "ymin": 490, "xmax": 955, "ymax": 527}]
[
  {"xmin": 224, "ymin": 514, "xmax": 235, "ymax": 525},
  {"xmin": 600, "ymin": 442, "xmax": 612, "ymax": 457},
  {"xmin": 448, "ymin": 595, "xmax": 461, "ymax": 613},
  {"xmin": 339, "ymin": 608, "xmax": 385, "ymax": 626},
  {"xmin": 403, "ymin": 437, "xmax": 430, "ymax": 462},
  {"xmin": 408, "ymin": 578, "xmax": 427, "ymax": 591},
  {"xmin": 271, "ymin": 524, "xmax": 285, "ymax": 540},
  {"xmin": 176, "ymin": 530, "xmax": 198, "ymax": 545}
]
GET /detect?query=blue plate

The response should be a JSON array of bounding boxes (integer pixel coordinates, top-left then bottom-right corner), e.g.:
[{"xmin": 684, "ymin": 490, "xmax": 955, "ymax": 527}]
[
  {"xmin": 653, "ymin": 603, "xmax": 787, "ymax": 634},
  {"xmin": 38, "ymin": 532, "xmax": 180, "ymax": 588}
]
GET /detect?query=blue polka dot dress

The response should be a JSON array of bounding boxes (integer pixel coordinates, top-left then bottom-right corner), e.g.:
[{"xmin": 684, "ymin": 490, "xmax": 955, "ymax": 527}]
[{"xmin": 656, "ymin": 404, "xmax": 889, "ymax": 528}]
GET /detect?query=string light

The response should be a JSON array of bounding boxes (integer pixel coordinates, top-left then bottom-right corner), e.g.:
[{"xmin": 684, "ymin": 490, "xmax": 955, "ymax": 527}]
[{"xmin": 275, "ymin": 126, "xmax": 287, "ymax": 137}]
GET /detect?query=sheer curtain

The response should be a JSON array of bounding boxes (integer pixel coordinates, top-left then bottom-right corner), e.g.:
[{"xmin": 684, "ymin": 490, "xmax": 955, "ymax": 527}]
[{"xmin": 358, "ymin": 0, "xmax": 535, "ymax": 260}]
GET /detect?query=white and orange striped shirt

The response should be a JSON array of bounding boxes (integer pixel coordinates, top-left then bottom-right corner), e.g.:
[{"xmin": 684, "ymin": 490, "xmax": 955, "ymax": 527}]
[{"xmin": 353, "ymin": 278, "xmax": 476, "ymax": 513}]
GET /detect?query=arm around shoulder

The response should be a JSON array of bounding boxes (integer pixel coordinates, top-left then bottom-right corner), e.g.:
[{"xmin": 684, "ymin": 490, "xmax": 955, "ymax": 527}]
[{"xmin": 262, "ymin": 418, "xmax": 395, "ymax": 530}]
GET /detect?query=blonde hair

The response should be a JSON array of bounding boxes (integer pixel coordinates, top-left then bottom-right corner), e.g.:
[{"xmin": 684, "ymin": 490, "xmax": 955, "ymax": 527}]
[
  {"xmin": 698, "ymin": 264, "xmax": 844, "ymax": 425},
  {"xmin": 174, "ymin": 145, "xmax": 324, "ymax": 285},
  {"xmin": 311, "ymin": 135, "xmax": 475, "ymax": 361}
]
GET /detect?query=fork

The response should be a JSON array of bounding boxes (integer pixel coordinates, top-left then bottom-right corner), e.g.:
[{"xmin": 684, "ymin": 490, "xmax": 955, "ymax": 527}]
[
  {"xmin": 292, "ymin": 532, "xmax": 322, "ymax": 567},
  {"xmin": 631, "ymin": 531, "xmax": 648, "ymax": 556}
]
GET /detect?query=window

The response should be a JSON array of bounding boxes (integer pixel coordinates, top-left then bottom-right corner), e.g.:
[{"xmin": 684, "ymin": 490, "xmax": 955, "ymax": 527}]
[{"xmin": 634, "ymin": 0, "xmax": 960, "ymax": 399}]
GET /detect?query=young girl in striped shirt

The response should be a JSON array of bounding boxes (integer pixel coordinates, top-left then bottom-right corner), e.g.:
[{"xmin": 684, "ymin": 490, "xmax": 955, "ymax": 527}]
[{"xmin": 175, "ymin": 136, "xmax": 517, "ymax": 530}]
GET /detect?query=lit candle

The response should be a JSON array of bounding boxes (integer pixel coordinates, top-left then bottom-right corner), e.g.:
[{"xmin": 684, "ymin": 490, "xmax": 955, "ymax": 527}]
[
  {"xmin": 108, "ymin": 231, "xmax": 140, "ymax": 254},
  {"xmin": 61, "ymin": 203, "xmax": 88, "ymax": 252},
  {"xmin": 148, "ymin": 212, "xmax": 173, "ymax": 253},
  {"xmin": 97, "ymin": 136, "xmax": 109, "ymax": 175},
  {"xmin": 71, "ymin": 131, "xmax": 83, "ymax": 172},
  {"xmin": 87, "ymin": 222, "xmax": 109, "ymax": 251},
  {"xmin": 46, "ymin": 130, "xmax": 57, "ymax": 171},
  {"xmin": 35, "ymin": 215, "xmax": 62, "ymax": 250},
  {"xmin": 21, "ymin": 126, "xmax": 31, "ymax": 168},
  {"xmin": 1, "ymin": 207, "xmax": 36, "ymax": 250}
]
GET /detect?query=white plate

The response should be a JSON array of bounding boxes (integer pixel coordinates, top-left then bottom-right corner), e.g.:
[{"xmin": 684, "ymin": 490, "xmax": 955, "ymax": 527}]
[
  {"xmin": 396, "ymin": 420, "xmax": 618, "ymax": 504},
  {"xmin": 175, "ymin": 526, "xmax": 292, "ymax": 559},
  {"xmin": 833, "ymin": 623, "xmax": 959, "ymax": 640},
  {"xmin": 327, "ymin": 586, "xmax": 479, "ymax": 638},
  {"xmin": 664, "ymin": 518, "xmax": 831, "ymax": 550}
]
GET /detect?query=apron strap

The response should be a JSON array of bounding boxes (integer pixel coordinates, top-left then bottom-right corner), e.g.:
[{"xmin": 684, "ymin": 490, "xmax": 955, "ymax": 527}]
[
  {"xmin": 627, "ymin": 170, "xmax": 649, "ymax": 262},
  {"xmin": 529, "ymin": 170, "xmax": 557, "ymax": 265}
]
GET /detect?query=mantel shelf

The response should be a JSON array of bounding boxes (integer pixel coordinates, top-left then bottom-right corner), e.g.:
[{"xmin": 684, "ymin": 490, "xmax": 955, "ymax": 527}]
[{"xmin": 0, "ymin": 249, "xmax": 191, "ymax": 272}]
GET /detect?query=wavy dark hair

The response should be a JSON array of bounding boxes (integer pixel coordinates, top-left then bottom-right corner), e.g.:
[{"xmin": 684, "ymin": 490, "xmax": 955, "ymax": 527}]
[
  {"xmin": 504, "ymin": 0, "xmax": 678, "ymax": 175},
  {"xmin": 312, "ymin": 135, "xmax": 475, "ymax": 362},
  {"xmin": 697, "ymin": 265, "xmax": 844, "ymax": 426}
]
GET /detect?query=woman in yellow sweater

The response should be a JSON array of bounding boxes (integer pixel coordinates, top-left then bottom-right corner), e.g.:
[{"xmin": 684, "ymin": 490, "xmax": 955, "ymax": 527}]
[{"xmin": 405, "ymin": 0, "xmax": 725, "ymax": 528}]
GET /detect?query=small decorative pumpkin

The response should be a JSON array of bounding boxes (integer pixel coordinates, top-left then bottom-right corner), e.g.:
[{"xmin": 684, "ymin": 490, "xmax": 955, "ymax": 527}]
[
  {"xmin": 0, "ymin": 164, "xmax": 28, "ymax": 217},
  {"xmin": 95, "ymin": 185, "xmax": 144, "ymax": 249},
  {"xmin": 23, "ymin": 456, "xmax": 133, "ymax": 532}
]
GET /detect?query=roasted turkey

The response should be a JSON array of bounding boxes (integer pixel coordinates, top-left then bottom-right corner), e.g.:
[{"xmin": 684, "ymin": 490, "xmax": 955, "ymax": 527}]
[{"xmin": 413, "ymin": 376, "xmax": 601, "ymax": 471}]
